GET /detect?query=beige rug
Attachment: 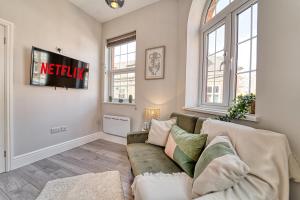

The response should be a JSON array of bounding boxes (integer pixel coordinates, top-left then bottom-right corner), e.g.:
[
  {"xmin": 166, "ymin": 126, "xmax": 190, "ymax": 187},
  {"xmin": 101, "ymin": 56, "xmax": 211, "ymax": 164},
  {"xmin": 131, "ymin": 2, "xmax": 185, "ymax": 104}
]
[{"xmin": 36, "ymin": 171, "xmax": 124, "ymax": 200}]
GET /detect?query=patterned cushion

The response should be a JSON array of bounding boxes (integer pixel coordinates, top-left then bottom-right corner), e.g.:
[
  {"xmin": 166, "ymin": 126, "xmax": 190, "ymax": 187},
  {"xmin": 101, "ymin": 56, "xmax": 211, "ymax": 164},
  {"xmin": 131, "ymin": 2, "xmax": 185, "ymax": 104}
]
[
  {"xmin": 192, "ymin": 136, "xmax": 250, "ymax": 197},
  {"xmin": 164, "ymin": 125, "xmax": 207, "ymax": 177}
]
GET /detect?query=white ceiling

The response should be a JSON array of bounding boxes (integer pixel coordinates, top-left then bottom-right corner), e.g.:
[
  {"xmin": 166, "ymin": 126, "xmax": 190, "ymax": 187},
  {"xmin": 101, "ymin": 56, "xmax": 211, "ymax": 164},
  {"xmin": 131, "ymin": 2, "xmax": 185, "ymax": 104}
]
[{"xmin": 69, "ymin": 0, "xmax": 161, "ymax": 23}]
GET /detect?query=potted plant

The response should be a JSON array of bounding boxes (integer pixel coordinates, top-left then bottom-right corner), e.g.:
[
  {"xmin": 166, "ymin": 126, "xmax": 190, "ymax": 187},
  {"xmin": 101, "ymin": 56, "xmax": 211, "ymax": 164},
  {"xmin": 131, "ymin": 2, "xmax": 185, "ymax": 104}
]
[
  {"xmin": 217, "ymin": 93, "xmax": 256, "ymax": 122},
  {"xmin": 109, "ymin": 96, "xmax": 113, "ymax": 102},
  {"xmin": 129, "ymin": 95, "xmax": 133, "ymax": 103},
  {"xmin": 119, "ymin": 98, "xmax": 123, "ymax": 103}
]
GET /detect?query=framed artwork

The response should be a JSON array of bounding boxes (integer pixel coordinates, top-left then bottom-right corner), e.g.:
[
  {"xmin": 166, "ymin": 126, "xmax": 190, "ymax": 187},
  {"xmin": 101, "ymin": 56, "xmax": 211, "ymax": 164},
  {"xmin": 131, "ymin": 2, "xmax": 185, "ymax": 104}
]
[{"xmin": 145, "ymin": 46, "xmax": 165, "ymax": 80}]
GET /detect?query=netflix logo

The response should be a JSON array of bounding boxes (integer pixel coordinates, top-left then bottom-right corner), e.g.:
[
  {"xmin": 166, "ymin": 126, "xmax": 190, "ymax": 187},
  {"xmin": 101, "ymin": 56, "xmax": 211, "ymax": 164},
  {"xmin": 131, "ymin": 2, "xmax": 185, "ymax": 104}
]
[{"xmin": 40, "ymin": 63, "xmax": 86, "ymax": 80}]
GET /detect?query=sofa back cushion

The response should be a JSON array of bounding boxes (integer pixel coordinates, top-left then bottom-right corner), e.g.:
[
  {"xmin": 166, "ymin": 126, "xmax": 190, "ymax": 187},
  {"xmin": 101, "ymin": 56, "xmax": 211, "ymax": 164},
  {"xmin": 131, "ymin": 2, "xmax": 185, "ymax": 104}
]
[
  {"xmin": 193, "ymin": 118, "xmax": 206, "ymax": 134},
  {"xmin": 170, "ymin": 113, "xmax": 198, "ymax": 133}
]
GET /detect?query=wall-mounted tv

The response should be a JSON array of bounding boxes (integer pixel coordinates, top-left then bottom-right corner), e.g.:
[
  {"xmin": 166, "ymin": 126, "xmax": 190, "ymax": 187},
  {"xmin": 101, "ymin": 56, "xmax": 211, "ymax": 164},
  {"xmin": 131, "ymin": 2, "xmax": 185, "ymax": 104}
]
[{"xmin": 30, "ymin": 47, "xmax": 89, "ymax": 89}]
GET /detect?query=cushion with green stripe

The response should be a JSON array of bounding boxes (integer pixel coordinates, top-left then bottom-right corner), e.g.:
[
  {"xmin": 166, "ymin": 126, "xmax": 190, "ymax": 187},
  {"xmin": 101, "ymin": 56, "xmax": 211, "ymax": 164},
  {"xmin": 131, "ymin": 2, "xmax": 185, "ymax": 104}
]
[
  {"xmin": 164, "ymin": 125, "xmax": 207, "ymax": 177},
  {"xmin": 192, "ymin": 136, "xmax": 250, "ymax": 197}
]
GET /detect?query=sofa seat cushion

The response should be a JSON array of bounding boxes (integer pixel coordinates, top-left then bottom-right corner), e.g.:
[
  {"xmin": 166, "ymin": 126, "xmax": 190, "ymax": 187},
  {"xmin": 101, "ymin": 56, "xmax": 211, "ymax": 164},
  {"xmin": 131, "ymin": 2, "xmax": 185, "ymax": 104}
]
[{"xmin": 127, "ymin": 143, "xmax": 182, "ymax": 176}]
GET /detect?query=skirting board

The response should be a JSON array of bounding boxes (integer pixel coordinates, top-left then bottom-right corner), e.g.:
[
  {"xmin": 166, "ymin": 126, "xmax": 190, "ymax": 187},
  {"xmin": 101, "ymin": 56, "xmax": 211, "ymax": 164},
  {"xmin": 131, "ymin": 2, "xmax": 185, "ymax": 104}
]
[
  {"xmin": 99, "ymin": 131, "xmax": 127, "ymax": 145},
  {"xmin": 11, "ymin": 132, "xmax": 101, "ymax": 170}
]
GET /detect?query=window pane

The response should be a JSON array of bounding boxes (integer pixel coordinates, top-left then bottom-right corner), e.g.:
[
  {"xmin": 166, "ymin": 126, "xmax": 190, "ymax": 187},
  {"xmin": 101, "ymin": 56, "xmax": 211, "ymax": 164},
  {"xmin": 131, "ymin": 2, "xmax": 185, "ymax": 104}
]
[
  {"xmin": 208, "ymin": 55, "xmax": 215, "ymax": 72},
  {"xmin": 236, "ymin": 73, "xmax": 250, "ymax": 96},
  {"xmin": 119, "ymin": 86, "xmax": 127, "ymax": 99},
  {"xmin": 207, "ymin": 86, "xmax": 212, "ymax": 93},
  {"xmin": 128, "ymin": 42, "xmax": 136, "ymax": 53},
  {"xmin": 206, "ymin": 71, "xmax": 214, "ymax": 103},
  {"xmin": 216, "ymin": 51, "xmax": 224, "ymax": 71},
  {"xmin": 238, "ymin": 7, "xmax": 251, "ymax": 43},
  {"xmin": 120, "ymin": 55, "xmax": 127, "ymax": 69},
  {"xmin": 216, "ymin": 0, "xmax": 230, "ymax": 14},
  {"xmin": 112, "ymin": 72, "xmax": 135, "ymax": 100},
  {"xmin": 121, "ymin": 44, "xmax": 127, "ymax": 54},
  {"xmin": 206, "ymin": 0, "xmax": 234, "ymax": 22},
  {"xmin": 128, "ymin": 53, "xmax": 136, "ymax": 66},
  {"xmin": 252, "ymin": 3, "xmax": 258, "ymax": 37},
  {"xmin": 251, "ymin": 38, "xmax": 257, "ymax": 70},
  {"xmin": 237, "ymin": 40, "xmax": 251, "ymax": 73},
  {"xmin": 207, "ymin": 71, "xmax": 215, "ymax": 83},
  {"xmin": 113, "ymin": 56, "xmax": 120, "ymax": 70},
  {"xmin": 205, "ymin": 25, "xmax": 226, "ymax": 104},
  {"xmin": 216, "ymin": 25, "xmax": 225, "ymax": 52},
  {"xmin": 113, "ymin": 74, "xmax": 121, "ymax": 99},
  {"xmin": 208, "ymin": 31, "xmax": 216, "ymax": 55},
  {"xmin": 214, "ymin": 77, "xmax": 223, "ymax": 103},
  {"xmin": 114, "ymin": 46, "xmax": 121, "ymax": 56},
  {"xmin": 113, "ymin": 87, "xmax": 120, "ymax": 99}
]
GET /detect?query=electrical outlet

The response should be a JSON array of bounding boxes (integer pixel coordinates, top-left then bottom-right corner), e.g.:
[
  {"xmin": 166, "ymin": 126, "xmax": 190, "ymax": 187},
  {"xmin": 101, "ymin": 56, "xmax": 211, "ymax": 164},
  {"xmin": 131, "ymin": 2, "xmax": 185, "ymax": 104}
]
[
  {"xmin": 60, "ymin": 126, "xmax": 68, "ymax": 133},
  {"xmin": 50, "ymin": 127, "xmax": 60, "ymax": 134},
  {"xmin": 50, "ymin": 126, "xmax": 68, "ymax": 134}
]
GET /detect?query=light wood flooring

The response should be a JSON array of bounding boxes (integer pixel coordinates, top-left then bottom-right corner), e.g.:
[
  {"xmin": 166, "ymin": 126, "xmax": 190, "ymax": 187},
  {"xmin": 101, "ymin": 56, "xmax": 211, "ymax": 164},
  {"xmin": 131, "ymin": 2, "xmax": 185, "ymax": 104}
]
[{"xmin": 0, "ymin": 139, "xmax": 134, "ymax": 200}]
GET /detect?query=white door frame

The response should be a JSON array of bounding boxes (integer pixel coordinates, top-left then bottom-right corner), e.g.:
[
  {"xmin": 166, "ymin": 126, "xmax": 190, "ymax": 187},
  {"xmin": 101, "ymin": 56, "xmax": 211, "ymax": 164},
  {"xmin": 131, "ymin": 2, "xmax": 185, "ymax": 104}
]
[{"xmin": 0, "ymin": 18, "xmax": 14, "ymax": 172}]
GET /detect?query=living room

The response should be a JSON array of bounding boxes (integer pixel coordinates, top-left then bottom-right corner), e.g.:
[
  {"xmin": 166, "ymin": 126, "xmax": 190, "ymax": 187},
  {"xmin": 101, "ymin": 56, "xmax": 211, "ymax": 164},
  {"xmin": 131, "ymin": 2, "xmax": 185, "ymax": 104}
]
[{"xmin": 0, "ymin": 0, "xmax": 299, "ymax": 199}]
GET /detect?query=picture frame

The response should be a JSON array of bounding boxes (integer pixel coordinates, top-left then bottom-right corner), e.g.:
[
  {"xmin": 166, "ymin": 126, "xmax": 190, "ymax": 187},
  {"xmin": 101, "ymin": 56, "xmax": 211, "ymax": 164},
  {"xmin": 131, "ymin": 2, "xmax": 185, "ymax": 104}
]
[{"xmin": 145, "ymin": 46, "xmax": 165, "ymax": 80}]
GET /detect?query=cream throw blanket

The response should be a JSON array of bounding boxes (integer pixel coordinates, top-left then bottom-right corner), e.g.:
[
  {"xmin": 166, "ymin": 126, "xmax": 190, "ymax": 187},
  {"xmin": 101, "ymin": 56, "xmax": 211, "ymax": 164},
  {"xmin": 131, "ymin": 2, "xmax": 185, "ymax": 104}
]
[{"xmin": 194, "ymin": 119, "xmax": 300, "ymax": 200}]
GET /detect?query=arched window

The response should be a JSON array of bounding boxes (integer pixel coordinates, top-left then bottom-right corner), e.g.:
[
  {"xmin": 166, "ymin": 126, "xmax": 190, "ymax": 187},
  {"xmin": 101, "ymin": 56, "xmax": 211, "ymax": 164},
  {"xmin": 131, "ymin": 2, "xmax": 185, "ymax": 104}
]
[{"xmin": 199, "ymin": 0, "xmax": 258, "ymax": 111}]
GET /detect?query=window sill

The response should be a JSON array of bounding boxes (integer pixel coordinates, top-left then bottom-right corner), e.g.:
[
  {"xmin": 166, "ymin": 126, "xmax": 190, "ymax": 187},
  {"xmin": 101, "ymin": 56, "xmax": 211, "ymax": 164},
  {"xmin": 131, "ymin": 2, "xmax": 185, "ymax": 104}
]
[
  {"xmin": 103, "ymin": 102, "xmax": 136, "ymax": 106},
  {"xmin": 183, "ymin": 106, "xmax": 258, "ymax": 122}
]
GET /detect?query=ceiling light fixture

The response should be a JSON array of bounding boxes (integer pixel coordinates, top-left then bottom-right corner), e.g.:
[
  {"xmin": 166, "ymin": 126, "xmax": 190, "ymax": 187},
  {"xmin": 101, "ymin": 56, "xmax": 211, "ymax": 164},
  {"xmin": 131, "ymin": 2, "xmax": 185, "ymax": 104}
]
[{"xmin": 105, "ymin": 0, "xmax": 125, "ymax": 9}]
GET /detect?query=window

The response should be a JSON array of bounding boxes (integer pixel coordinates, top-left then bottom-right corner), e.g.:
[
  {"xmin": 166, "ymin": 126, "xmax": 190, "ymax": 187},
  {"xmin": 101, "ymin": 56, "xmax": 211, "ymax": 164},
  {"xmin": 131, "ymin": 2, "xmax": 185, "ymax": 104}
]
[
  {"xmin": 105, "ymin": 32, "xmax": 136, "ymax": 103},
  {"xmin": 200, "ymin": 0, "xmax": 257, "ymax": 110}
]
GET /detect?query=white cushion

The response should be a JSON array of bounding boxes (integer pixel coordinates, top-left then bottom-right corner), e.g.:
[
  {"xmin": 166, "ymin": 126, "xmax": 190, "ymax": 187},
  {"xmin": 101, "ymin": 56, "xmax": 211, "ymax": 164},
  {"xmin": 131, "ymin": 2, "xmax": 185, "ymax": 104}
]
[
  {"xmin": 132, "ymin": 173, "xmax": 192, "ymax": 200},
  {"xmin": 146, "ymin": 118, "xmax": 176, "ymax": 147}
]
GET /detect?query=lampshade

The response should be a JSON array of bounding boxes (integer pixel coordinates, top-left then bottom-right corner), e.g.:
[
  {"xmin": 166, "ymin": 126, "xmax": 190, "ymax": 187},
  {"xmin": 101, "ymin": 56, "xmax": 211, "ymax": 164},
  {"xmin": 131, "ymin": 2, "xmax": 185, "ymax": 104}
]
[
  {"xmin": 105, "ymin": 0, "xmax": 125, "ymax": 9},
  {"xmin": 144, "ymin": 107, "xmax": 160, "ymax": 121}
]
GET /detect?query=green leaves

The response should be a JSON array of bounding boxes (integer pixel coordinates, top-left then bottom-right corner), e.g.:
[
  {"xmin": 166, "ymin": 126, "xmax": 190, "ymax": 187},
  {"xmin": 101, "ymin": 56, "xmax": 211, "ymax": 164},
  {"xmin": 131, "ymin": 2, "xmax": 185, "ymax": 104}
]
[{"xmin": 217, "ymin": 94, "xmax": 256, "ymax": 122}]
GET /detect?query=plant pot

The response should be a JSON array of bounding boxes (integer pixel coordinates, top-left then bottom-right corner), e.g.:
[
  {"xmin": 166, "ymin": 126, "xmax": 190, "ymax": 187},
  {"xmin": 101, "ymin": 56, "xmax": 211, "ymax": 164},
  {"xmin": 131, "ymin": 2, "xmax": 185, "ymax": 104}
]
[
  {"xmin": 249, "ymin": 101, "xmax": 256, "ymax": 114},
  {"xmin": 109, "ymin": 96, "xmax": 113, "ymax": 102},
  {"xmin": 119, "ymin": 99, "xmax": 123, "ymax": 103},
  {"xmin": 129, "ymin": 95, "xmax": 133, "ymax": 103}
]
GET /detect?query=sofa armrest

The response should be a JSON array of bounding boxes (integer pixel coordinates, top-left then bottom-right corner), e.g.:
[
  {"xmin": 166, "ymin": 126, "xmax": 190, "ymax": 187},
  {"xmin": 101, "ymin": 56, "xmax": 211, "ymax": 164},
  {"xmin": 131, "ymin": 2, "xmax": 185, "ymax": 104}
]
[{"xmin": 127, "ymin": 131, "xmax": 149, "ymax": 144}]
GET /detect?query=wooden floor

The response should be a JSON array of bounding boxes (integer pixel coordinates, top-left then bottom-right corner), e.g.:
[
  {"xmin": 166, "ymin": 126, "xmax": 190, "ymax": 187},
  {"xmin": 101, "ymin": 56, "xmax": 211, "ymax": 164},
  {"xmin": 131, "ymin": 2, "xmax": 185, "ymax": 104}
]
[{"xmin": 0, "ymin": 139, "xmax": 134, "ymax": 200}]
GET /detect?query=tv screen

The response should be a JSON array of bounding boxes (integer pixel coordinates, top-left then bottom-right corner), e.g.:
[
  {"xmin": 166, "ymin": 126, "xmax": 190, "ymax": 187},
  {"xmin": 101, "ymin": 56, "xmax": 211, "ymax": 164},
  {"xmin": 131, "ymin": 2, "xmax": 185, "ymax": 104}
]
[{"xmin": 30, "ymin": 47, "xmax": 89, "ymax": 89}]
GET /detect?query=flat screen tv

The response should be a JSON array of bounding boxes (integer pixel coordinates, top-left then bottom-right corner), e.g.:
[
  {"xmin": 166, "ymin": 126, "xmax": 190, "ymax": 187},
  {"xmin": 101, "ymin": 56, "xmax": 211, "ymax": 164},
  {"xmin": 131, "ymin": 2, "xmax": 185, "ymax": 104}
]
[{"xmin": 30, "ymin": 47, "xmax": 89, "ymax": 89}]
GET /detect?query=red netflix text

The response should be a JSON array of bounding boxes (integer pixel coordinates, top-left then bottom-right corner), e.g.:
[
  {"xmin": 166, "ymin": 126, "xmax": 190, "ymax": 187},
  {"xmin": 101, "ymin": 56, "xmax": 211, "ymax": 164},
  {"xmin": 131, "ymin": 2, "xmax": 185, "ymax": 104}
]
[{"xmin": 40, "ymin": 63, "xmax": 86, "ymax": 80}]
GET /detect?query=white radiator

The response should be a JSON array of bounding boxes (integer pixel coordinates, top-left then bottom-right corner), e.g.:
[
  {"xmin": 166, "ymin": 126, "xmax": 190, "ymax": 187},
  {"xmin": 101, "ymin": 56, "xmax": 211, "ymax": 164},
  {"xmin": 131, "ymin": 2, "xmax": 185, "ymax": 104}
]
[{"xmin": 103, "ymin": 115, "xmax": 131, "ymax": 138}]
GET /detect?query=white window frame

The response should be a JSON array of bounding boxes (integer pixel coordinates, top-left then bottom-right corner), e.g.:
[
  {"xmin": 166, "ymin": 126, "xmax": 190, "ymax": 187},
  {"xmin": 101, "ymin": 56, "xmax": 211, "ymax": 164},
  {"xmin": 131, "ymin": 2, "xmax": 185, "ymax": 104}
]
[
  {"xmin": 107, "ymin": 41, "xmax": 136, "ymax": 104},
  {"xmin": 198, "ymin": 0, "xmax": 258, "ymax": 112}
]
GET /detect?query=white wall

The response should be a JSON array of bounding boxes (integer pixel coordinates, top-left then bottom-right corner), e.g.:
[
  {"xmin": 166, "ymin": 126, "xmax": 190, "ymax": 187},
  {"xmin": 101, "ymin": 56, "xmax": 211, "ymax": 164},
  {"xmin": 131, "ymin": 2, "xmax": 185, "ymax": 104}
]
[
  {"xmin": 0, "ymin": 0, "xmax": 102, "ymax": 156},
  {"xmin": 101, "ymin": 0, "xmax": 179, "ymax": 131},
  {"xmin": 256, "ymin": 0, "xmax": 300, "ymax": 198}
]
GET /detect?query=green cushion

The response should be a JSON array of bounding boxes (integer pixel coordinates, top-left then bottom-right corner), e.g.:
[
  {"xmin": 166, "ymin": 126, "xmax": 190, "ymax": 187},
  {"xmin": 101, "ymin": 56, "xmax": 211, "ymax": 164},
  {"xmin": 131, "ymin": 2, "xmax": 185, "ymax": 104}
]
[
  {"xmin": 170, "ymin": 113, "xmax": 198, "ymax": 133},
  {"xmin": 127, "ymin": 143, "xmax": 182, "ymax": 176},
  {"xmin": 164, "ymin": 125, "xmax": 207, "ymax": 177}
]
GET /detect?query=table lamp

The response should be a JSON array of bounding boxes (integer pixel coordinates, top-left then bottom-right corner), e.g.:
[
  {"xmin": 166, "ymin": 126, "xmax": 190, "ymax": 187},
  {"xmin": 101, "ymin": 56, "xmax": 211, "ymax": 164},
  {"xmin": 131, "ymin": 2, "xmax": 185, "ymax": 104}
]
[{"xmin": 144, "ymin": 107, "xmax": 160, "ymax": 130}]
